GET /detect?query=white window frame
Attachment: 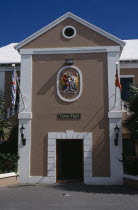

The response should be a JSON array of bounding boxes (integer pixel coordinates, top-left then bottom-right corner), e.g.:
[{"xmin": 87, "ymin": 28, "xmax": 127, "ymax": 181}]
[
  {"xmin": 120, "ymin": 75, "xmax": 135, "ymax": 78},
  {"xmin": 62, "ymin": 26, "xmax": 76, "ymax": 39}
]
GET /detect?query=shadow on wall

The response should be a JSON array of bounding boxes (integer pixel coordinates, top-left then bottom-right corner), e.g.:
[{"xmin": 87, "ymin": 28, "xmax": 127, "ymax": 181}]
[
  {"xmin": 33, "ymin": 54, "xmax": 110, "ymax": 177},
  {"xmin": 37, "ymin": 67, "xmax": 72, "ymax": 106}
]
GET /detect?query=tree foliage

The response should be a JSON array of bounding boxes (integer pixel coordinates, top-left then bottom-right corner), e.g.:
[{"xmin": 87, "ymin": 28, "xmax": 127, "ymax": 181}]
[
  {"xmin": 0, "ymin": 153, "xmax": 19, "ymax": 173},
  {"xmin": 124, "ymin": 83, "xmax": 138, "ymax": 141},
  {"xmin": 0, "ymin": 90, "xmax": 12, "ymax": 141}
]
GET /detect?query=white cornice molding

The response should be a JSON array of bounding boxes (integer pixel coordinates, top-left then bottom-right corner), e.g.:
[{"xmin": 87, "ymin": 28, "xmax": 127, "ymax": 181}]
[
  {"xmin": 120, "ymin": 62, "xmax": 138, "ymax": 69},
  {"xmin": 18, "ymin": 112, "xmax": 32, "ymax": 119},
  {"xmin": 20, "ymin": 46, "xmax": 120, "ymax": 55},
  {"xmin": 15, "ymin": 12, "xmax": 125, "ymax": 50},
  {"xmin": 108, "ymin": 111, "xmax": 122, "ymax": 119}
]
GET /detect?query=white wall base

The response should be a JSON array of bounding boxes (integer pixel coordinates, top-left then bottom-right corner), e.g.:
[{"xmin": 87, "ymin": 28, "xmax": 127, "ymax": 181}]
[
  {"xmin": 18, "ymin": 176, "xmax": 123, "ymax": 185},
  {"xmin": 29, "ymin": 176, "xmax": 56, "ymax": 184},
  {"xmin": 84, "ymin": 177, "xmax": 123, "ymax": 185}
]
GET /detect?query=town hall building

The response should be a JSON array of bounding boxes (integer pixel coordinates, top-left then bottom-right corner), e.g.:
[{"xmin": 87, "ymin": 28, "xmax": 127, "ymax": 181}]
[{"xmin": 0, "ymin": 12, "xmax": 138, "ymax": 185}]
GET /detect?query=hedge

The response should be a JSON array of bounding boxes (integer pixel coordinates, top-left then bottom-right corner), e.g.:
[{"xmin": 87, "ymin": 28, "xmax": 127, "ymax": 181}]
[{"xmin": 0, "ymin": 153, "xmax": 19, "ymax": 174}]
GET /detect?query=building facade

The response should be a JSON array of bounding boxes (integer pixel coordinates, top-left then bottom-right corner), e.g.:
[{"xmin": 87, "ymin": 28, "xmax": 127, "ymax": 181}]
[{"xmin": 0, "ymin": 12, "xmax": 138, "ymax": 184}]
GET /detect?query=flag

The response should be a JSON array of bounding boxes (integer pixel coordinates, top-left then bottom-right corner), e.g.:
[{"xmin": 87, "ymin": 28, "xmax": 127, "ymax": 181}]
[
  {"xmin": 115, "ymin": 69, "xmax": 122, "ymax": 90},
  {"xmin": 11, "ymin": 66, "xmax": 17, "ymax": 105}
]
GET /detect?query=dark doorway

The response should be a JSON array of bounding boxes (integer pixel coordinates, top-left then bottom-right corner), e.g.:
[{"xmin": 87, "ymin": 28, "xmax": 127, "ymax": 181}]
[{"xmin": 56, "ymin": 139, "xmax": 83, "ymax": 182}]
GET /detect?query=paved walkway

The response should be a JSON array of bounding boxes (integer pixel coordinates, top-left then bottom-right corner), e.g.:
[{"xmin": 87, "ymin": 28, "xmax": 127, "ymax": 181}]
[{"xmin": 0, "ymin": 183, "xmax": 138, "ymax": 210}]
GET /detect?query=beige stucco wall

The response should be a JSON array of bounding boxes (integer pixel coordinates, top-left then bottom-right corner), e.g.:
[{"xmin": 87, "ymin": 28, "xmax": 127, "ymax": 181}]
[
  {"xmin": 31, "ymin": 53, "xmax": 110, "ymax": 177},
  {"xmin": 22, "ymin": 18, "xmax": 118, "ymax": 49}
]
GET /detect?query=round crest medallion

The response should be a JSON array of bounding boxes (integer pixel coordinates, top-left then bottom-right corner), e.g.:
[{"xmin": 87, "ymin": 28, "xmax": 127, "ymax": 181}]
[{"xmin": 57, "ymin": 66, "xmax": 82, "ymax": 102}]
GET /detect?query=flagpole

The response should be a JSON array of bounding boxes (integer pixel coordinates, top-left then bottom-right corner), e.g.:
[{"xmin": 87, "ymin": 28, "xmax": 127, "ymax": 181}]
[
  {"xmin": 115, "ymin": 85, "xmax": 117, "ymax": 105},
  {"xmin": 12, "ymin": 64, "xmax": 26, "ymax": 110},
  {"xmin": 16, "ymin": 74, "xmax": 26, "ymax": 110},
  {"xmin": 115, "ymin": 66, "xmax": 117, "ymax": 106},
  {"xmin": 115, "ymin": 63, "xmax": 122, "ymax": 107}
]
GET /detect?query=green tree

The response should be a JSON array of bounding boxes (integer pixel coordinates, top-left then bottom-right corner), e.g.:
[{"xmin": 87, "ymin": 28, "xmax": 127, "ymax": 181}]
[
  {"xmin": 124, "ymin": 83, "xmax": 138, "ymax": 141},
  {"xmin": 0, "ymin": 90, "xmax": 12, "ymax": 142},
  {"xmin": 123, "ymin": 84, "xmax": 138, "ymax": 175}
]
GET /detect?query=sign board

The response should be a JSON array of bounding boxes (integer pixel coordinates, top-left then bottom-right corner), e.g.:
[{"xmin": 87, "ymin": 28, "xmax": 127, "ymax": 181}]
[{"xmin": 58, "ymin": 113, "xmax": 81, "ymax": 120}]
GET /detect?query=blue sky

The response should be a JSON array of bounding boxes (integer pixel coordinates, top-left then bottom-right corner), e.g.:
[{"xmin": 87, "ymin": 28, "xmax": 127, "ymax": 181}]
[{"xmin": 0, "ymin": 0, "xmax": 138, "ymax": 47}]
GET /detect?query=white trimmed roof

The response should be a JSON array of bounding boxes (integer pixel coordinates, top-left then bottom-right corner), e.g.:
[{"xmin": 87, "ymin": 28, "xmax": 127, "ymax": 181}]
[
  {"xmin": 120, "ymin": 39, "xmax": 138, "ymax": 61},
  {"xmin": 15, "ymin": 12, "xmax": 125, "ymax": 50},
  {"xmin": 0, "ymin": 39, "xmax": 138, "ymax": 63},
  {"xmin": 0, "ymin": 43, "xmax": 21, "ymax": 64}
]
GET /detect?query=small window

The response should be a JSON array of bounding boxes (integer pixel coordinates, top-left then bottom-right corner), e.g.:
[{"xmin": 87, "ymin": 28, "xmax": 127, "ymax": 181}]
[
  {"xmin": 121, "ymin": 78, "xmax": 133, "ymax": 102},
  {"xmin": 62, "ymin": 26, "xmax": 76, "ymax": 39}
]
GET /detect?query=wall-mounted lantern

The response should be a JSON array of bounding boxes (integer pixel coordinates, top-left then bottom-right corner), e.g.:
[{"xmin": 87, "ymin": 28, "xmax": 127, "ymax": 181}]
[
  {"xmin": 65, "ymin": 59, "xmax": 74, "ymax": 65},
  {"xmin": 114, "ymin": 124, "xmax": 120, "ymax": 146},
  {"xmin": 20, "ymin": 124, "xmax": 26, "ymax": 146}
]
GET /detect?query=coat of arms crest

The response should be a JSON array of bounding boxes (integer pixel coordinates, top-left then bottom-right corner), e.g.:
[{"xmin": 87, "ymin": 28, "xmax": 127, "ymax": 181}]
[
  {"xmin": 61, "ymin": 72, "xmax": 78, "ymax": 94},
  {"xmin": 57, "ymin": 66, "xmax": 82, "ymax": 102}
]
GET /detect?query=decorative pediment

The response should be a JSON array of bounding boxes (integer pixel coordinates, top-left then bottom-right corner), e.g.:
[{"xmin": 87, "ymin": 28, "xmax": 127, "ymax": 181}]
[{"xmin": 15, "ymin": 12, "xmax": 125, "ymax": 50}]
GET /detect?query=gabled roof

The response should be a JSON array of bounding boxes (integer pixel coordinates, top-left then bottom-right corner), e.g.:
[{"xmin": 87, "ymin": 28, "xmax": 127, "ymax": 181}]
[
  {"xmin": 120, "ymin": 39, "xmax": 138, "ymax": 61},
  {"xmin": 15, "ymin": 12, "xmax": 125, "ymax": 50},
  {"xmin": 0, "ymin": 43, "xmax": 21, "ymax": 64}
]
